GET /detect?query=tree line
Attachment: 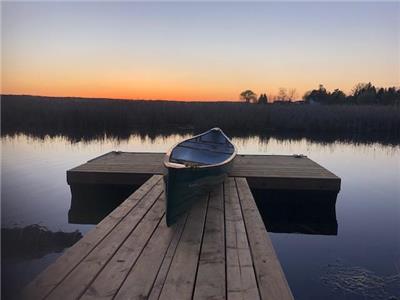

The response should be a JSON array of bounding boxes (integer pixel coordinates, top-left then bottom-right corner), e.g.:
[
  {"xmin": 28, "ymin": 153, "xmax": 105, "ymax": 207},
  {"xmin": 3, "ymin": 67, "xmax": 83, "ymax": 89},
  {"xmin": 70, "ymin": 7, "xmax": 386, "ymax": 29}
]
[{"xmin": 240, "ymin": 82, "xmax": 400, "ymax": 105}]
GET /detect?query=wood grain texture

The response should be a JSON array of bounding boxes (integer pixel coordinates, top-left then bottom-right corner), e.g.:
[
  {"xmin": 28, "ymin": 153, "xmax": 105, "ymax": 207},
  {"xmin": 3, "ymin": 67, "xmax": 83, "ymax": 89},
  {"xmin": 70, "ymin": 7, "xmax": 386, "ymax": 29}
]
[
  {"xmin": 193, "ymin": 185, "xmax": 226, "ymax": 300},
  {"xmin": 45, "ymin": 181, "xmax": 164, "ymax": 300},
  {"xmin": 113, "ymin": 215, "xmax": 186, "ymax": 300},
  {"xmin": 158, "ymin": 194, "xmax": 209, "ymax": 300},
  {"xmin": 236, "ymin": 177, "xmax": 294, "ymax": 300},
  {"xmin": 147, "ymin": 214, "xmax": 188, "ymax": 300},
  {"xmin": 225, "ymin": 178, "xmax": 260, "ymax": 300},
  {"xmin": 80, "ymin": 194, "xmax": 167, "ymax": 300}
]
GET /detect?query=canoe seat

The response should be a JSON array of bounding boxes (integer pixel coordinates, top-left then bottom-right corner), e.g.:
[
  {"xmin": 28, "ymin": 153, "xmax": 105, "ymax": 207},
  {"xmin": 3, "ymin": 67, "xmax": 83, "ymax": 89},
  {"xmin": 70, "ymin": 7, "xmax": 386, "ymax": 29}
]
[{"xmin": 169, "ymin": 158, "xmax": 205, "ymax": 167}]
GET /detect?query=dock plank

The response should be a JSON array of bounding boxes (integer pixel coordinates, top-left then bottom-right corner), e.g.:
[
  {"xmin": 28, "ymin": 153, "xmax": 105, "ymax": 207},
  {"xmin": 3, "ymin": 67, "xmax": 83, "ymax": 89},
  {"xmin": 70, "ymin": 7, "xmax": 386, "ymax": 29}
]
[
  {"xmin": 67, "ymin": 152, "xmax": 341, "ymax": 191},
  {"xmin": 158, "ymin": 194, "xmax": 209, "ymax": 300},
  {"xmin": 236, "ymin": 177, "xmax": 293, "ymax": 300},
  {"xmin": 112, "ymin": 216, "xmax": 183, "ymax": 300},
  {"xmin": 80, "ymin": 194, "xmax": 167, "ymax": 300},
  {"xmin": 193, "ymin": 185, "xmax": 226, "ymax": 300},
  {"xmin": 225, "ymin": 178, "xmax": 260, "ymax": 300},
  {"xmin": 147, "ymin": 214, "xmax": 188, "ymax": 300}
]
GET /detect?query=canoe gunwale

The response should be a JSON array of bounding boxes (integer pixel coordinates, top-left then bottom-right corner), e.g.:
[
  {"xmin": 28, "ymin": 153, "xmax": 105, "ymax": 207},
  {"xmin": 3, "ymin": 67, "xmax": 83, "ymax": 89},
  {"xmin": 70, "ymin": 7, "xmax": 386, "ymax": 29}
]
[{"xmin": 163, "ymin": 128, "xmax": 238, "ymax": 170}]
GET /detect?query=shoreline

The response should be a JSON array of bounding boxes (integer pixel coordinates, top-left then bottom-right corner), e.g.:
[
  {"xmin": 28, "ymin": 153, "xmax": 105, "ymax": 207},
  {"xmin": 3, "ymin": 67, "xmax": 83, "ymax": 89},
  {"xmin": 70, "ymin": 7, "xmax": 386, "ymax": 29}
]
[{"xmin": 2, "ymin": 95, "xmax": 399, "ymax": 145}]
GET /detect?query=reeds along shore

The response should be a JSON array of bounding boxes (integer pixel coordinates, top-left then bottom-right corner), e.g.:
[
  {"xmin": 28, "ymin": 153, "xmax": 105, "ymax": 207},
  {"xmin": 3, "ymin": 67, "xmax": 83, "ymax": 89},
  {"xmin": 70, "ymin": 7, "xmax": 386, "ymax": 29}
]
[{"xmin": 1, "ymin": 95, "xmax": 399, "ymax": 144}]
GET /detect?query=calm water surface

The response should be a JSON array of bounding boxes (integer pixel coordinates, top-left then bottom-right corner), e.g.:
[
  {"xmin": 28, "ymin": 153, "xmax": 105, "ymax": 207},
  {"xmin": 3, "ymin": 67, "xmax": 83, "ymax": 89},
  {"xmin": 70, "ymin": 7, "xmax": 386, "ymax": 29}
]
[{"xmin": 2, "ymin": 134, "xmax": 399, "ymax": 299}]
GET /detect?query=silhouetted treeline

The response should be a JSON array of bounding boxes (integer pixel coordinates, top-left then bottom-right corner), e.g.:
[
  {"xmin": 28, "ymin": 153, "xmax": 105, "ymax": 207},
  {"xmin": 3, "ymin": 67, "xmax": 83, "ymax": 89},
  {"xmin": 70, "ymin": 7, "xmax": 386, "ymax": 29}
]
[
  {"xmin": 1, "ymin": 95, "xmax": 399, "ymax": 144},
  {"xmin": 303, "ymin": 83, "xmax": 400, "ymax": 105}
]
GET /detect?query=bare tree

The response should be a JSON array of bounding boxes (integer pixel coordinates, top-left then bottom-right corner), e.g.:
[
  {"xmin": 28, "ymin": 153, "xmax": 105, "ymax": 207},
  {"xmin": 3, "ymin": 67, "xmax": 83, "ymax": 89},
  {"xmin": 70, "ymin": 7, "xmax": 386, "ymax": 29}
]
[
  {"xmin": 288, "ymin": 88, "xmax": 297, "ymax": 101},
  {"xmin": 277, "ymin": 88, "xmax": 288, "ymax": 101}
]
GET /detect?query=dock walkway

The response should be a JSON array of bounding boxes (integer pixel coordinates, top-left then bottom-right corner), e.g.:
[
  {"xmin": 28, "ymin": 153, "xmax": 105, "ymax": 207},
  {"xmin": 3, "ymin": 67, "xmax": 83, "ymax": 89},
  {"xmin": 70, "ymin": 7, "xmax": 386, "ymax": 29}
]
[
  {"xmin": 22, "ymin": 175, "xmax": 293, "ymax": 300},
  {"xmin": 67, "ymin": 151, "xmax": 340, "ymax": 191}
]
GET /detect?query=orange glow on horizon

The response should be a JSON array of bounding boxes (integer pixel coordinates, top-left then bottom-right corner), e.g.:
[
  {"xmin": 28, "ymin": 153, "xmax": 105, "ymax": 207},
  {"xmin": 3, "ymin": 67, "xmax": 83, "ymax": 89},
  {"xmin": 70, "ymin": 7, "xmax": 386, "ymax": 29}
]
[
  {"xmin": 3, "ymin": 50, "xmax": 398, "ymax": 102},
  {"xmin": 3, "ymin": 77, "xmax": 399, "ymax": 102}
]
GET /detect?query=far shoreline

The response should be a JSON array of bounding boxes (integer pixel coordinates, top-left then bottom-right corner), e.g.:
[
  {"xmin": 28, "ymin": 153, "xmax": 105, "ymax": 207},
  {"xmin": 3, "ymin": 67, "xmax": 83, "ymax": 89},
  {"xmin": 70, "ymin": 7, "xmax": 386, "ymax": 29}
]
[
  {"xmin": 0, "ymin": 94, "xmax": 242, "ymax": 103},
  {"xmin": 1, "ymin": 95, "xmax": 399, "ymax": 145}
]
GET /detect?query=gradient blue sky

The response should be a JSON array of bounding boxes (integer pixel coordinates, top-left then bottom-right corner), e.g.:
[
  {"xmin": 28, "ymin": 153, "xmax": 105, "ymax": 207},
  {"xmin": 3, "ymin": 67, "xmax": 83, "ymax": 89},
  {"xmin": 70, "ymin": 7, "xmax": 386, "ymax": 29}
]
[{"xmin": 2, "ymin": 1, "xmax": 399, "ymax": 100}]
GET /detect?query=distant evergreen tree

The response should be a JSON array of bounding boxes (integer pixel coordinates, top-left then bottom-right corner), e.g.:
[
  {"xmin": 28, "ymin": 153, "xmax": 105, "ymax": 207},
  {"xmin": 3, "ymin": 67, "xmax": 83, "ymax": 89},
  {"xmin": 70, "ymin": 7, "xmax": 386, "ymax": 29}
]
[
  {"xmin": 303, "ymin": 82, "xmax": 400, "ymax": 105},
  {"xmin": 379, "ymin": 87, "xmax": 400, "ymax": 105},
  {"xmin": 377, "ymin": 88, "xmax": 385, "ymax": 103},
  {"xmin": 258, "ymin": 93, "xmax": 268, "ymax": 104},
  {"xmin": 330, "ymin": 89, "xmax": 346, "ymax": 104},
  {"xmin": 352, "ymin": 82, "xmax": 377, "ymax": 104}
]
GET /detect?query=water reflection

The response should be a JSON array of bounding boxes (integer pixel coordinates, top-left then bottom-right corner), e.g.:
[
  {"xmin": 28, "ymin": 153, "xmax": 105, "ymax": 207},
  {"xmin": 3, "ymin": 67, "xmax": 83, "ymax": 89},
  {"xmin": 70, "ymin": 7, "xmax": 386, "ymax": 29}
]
[
  {"xmin": 3, "ymin": 122, "xmax": 399, "ymax": 146},
  {"xmin": 2, "ymin": 133, "xmax": 399, "ymax": 300},
  {"xmin": 2, "ymin": 225, "xmax": 82, "ymax": 261}
]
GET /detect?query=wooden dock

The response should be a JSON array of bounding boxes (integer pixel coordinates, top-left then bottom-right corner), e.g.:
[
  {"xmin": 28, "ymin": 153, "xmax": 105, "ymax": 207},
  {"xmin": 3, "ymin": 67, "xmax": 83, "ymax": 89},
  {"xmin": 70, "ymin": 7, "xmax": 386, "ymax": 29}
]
[
  {"xmin": 67, "ymin": 151, "xmax": 341, "ymax": 191},
  {"xmin": 22, "ymin": 175, "xmax": 293, "ymax": 300}
]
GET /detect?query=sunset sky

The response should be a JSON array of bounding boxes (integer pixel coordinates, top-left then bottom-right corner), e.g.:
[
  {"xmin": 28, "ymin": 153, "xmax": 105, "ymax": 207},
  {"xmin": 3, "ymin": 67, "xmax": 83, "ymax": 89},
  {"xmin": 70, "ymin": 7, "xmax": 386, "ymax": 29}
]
[{"xmin": 2, "ymin": 2, "xmax": 399, "ymax": 101}]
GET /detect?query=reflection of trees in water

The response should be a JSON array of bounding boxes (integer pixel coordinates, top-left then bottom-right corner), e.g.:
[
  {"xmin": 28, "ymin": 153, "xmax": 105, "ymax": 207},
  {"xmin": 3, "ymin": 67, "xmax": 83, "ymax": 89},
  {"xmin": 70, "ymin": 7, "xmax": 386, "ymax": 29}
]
[
  {"xmin": 1, "ymin": 95, "xmax": 399, "ymax": 145},
  {"xmin": 1, "ymin": 224, "xmax": 82, "ymax": 260}
]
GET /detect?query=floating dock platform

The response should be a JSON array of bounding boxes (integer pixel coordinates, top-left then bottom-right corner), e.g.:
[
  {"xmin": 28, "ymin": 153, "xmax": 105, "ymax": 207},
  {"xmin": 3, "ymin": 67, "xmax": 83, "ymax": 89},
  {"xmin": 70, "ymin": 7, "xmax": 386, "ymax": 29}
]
[
  {"xmin": 67, "ymin": 151, "xmax": 341, "ymax": 191},
  {"xmin": 23, "ymin": 151, "xmax": 341, "ymax": 299},
  {"xmin": 22, "ymin": 175, "xmax": 293, "ymax": 300}
]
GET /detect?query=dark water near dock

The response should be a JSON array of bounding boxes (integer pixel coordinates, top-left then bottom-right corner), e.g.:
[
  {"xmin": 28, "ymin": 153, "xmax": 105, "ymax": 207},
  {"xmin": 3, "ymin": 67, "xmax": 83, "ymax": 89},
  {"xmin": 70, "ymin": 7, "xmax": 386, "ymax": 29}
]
[{"xmin": 1, "ymin": 134, "xmax": 399, "ymax": 299}]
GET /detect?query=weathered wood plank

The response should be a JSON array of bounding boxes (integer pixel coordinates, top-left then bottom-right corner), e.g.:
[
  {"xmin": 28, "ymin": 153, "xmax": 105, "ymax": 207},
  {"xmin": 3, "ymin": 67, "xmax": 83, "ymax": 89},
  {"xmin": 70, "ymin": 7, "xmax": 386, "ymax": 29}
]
[
  {"xmin": 193, "ymin": 185, "xmax": 226, "ymax": 300},
  {"xmin": 224, "ymin": 178, "xmax": 260, "ymax": 300},
  {"xmin": 113, "ymin": 215, "xmax": 186, "ymax": 300},
  {"xmin": 66, "ymin": 152, "xmax": 341, "ymax": 191},
  {"xmin": 147, "ymin": 214, "xmax": 188, "ymax": 300},
  {"xmin": 235, "ymin": 177, "xmax": 293, "ymax": 300},
  {"xmin": 158, "ymin": 194, "xmax": 209, "ymax": 300},
  {"xmin": 20, "ymin": 175, "xmax": 162, "ymax": 300},
  {"xmin": 45, "ymin": 180, "xmax": 164, "ymax": 300},
  {"xmin": 80, "ymin": 194, "xmax": 167, "ymax": 300}
]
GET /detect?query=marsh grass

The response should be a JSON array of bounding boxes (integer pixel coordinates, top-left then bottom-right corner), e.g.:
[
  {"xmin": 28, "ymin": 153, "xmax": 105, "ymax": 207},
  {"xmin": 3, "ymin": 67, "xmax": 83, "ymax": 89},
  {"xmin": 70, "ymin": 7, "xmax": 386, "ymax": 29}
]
[{"xmin": 1, "ymin": 95, "xmax": 399, "ymax": 144}]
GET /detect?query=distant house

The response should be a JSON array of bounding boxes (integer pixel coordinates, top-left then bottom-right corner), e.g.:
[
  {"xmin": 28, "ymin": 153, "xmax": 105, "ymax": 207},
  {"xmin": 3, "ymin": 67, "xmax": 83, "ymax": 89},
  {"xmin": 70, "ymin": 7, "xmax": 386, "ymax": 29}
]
[{"xmin": 308, "ymin": 98, "xmax": 321, "ymax": 105}]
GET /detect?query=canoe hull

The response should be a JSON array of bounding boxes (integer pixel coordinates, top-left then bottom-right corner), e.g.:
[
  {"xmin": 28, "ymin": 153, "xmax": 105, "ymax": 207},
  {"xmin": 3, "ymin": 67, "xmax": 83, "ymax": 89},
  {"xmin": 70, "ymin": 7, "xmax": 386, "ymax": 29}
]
[
  {"xmin": 164, "ymin": 160, "xmax": 233, "ymax": 226},
  {"xmin": 164, "ymin": 128, "xmax": 237, "ymax": 226}
]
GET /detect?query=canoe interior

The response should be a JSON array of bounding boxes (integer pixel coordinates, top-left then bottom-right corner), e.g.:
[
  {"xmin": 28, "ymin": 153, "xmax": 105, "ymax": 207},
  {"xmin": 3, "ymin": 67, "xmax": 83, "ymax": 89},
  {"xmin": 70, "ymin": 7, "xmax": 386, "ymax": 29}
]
[{"xmin": 170, "ymin": 128, "xmax": 235, "ymax": 166}]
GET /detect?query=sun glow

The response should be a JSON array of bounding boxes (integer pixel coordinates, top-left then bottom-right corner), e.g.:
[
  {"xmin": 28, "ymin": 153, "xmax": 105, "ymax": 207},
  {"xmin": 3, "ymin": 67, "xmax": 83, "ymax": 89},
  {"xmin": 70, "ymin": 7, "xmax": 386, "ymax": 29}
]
[{"xmin": 2, "ymin": 2, "xmax": 399, "ymax": 101}]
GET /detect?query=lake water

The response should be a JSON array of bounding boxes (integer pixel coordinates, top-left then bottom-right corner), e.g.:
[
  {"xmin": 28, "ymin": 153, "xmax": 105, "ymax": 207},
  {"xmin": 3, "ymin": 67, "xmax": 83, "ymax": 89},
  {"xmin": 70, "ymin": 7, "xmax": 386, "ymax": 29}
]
[{"xmin": 2, "ymin": 134, "xmax": 399, "ymax": 299}]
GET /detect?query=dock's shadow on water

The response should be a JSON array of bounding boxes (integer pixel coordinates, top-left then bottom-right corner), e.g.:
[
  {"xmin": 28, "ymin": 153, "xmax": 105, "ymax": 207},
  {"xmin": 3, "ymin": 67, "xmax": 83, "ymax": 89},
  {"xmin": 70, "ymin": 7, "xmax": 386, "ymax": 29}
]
[
  {"xmin": 68, "ymin": 184, "xmax": 141, "ymax": 224},
  {"xmin": 69, "ymin": 184, "xmax": 338, "ymax": 237},
  {"xmin": 253, "ymin": 189, "xmax": 338, "ymax": 235}
]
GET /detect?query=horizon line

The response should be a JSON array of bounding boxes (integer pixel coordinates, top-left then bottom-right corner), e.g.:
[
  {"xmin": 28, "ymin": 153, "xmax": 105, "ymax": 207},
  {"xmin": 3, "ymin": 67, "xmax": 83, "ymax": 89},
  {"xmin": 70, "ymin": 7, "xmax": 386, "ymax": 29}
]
[
  {"xmin": 1, "ymin": 93, "xmax": 245, "ymax": 103},
  {"xmin": 2, "ymin": 82, "xmax": 399, "ymax": 103}
]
